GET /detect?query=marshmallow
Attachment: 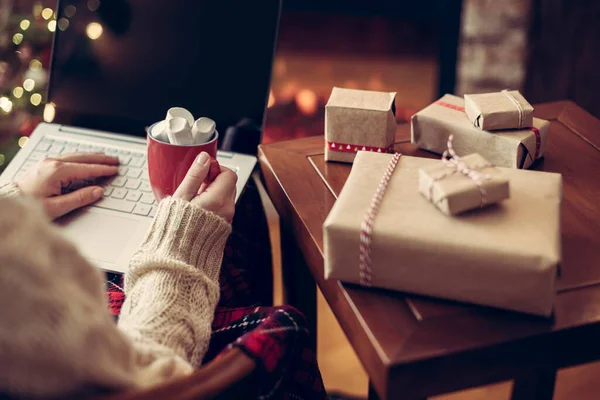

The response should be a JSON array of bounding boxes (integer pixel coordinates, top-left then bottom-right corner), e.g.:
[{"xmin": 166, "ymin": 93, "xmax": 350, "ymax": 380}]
[
  {"xmin": 192, "ymin": 117, "xmax": 216, "ymax": 144},
  {"xmin": 166, "ymin": 117, "xmax": 194, "ymax": 145},
  {"xmin": 166, "ymin": 107, "xmax": 194, "ymax": 128},
  {"xmin": 151, "ymin": 120, "xmax": 170, "ymax": 143}
]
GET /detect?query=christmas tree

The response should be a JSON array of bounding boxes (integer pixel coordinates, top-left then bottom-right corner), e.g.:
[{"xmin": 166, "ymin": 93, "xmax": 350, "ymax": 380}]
[{"xmin": 0, "ymin": 1, "xmax": 54, "ymax": 171}]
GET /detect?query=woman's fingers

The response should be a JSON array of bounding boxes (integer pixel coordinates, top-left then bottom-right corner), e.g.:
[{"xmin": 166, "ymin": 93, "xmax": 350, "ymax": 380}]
[
  {"xmin": 173, "ymin": 152, "xmax": 211, "ymax": 201},
  {"xmin": 50, "ymin": 160, "xmax": 119, "ymax": 182},
  {"xmin": 44, "ymin": 186, "xmax": 104, "ymax": 219},
  {"xmin": 191, "ymin": 167, "xmax": 237, "ymax": 222},
  {"xmin": 51, "ymin": 152, "xmax": 120, "ymax": 165}
]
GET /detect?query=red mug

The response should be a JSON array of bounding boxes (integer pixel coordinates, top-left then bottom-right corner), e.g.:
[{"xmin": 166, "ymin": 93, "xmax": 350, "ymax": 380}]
[{"xmin": 147, "ymin": 122, "xmax": 219, "ymax": 202}]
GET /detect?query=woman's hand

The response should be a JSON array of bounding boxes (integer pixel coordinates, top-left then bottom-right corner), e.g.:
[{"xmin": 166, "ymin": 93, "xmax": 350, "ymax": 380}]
[
  {"xmin": 173, "ymin": 152, "xmax": 237, "ymax": 223},
  {"xmin": 15, "ymin": 153, "xmax": 119, "ymax": 219}
]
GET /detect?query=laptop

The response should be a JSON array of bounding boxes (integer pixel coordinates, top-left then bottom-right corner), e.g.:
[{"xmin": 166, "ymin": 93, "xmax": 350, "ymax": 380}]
[{"xmin": 0, "ymin": 0, "xmax": 281, "ymax": 273}]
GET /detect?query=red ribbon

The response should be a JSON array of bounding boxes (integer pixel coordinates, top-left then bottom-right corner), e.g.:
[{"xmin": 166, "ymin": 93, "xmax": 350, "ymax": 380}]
[
  {"xmin": 326, "ymin": 140, "xmax": 394, "ymax": 154},
  {"xmin": 434, "ymin": 100, "xmax": 541, "ymax": 161}
]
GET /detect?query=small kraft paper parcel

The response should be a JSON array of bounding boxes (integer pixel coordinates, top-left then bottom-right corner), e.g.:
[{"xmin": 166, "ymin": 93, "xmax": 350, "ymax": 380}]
[
  {"xmin": 325, "ymin": 87, "xmax": 397, "ymax": 163},
  {"xmin": 323, "ymin": 150, "xmax": 562, "ymax": 317},
  {"xmin": 464, "ymin": 90, "xmax": 534, "ymax": 131},
  {"xmin": 411, "ymin": 94, "xmax": 550, "ymax": 169}
]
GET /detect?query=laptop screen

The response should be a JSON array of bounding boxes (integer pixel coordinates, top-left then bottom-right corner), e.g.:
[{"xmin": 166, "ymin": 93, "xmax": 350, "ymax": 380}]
[{"xmin": 48, "ymin": 0, "xmax": 280, "ymax": 142}]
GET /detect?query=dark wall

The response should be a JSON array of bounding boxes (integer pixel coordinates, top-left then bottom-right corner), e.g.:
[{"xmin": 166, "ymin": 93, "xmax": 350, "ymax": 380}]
[{"xmin": 525, "ymin": 0, "xmax": 600, "ymax": 118}]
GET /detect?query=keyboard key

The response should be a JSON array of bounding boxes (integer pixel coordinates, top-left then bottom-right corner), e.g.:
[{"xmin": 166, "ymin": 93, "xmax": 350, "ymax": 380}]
[
  {"xmin": 29, "ymin": 152, "xmax": 45, "ymax": 161},
  {"xmin": 118, "ymin": 166, "xmax": 129, "ymax": 176},
  {"xmin": 94, "ymin": 197, "xmax": 135, "ymax": 213},
  {"xmin": 111, "ymin": 188, "xmax": 128, "ymax": 199},
  {"xmin": 118, "ymin": 155, "xmax": 131, "ymax": 165},
  {"xmin": 111, "ymin": 176, "xmax": 127, "ymax": 187},
  {"xmin": 46, "ymin": 153, "xmax": 60, "ymax": 159},
  {"xmin": 105, "ymin": 148, "xmax": 119, "ymax": 155},
  {"xmin": 53, "ymin": 140, "xmax": 66, "ymax": 145},
  {"xmin": 103, "ymin": 187, "xmax": 113, "ymax": 197},
  {"xmin": 119, "ymin": 150, "xmax": 131, "ymax": 155},
  {"xmin": 127, "ymin": 168, "xmax": 142, "ymax": 178},
  {"xmin": 21, "ymin": 160, "xmax": 37, "ymax": 171},
  {"xmin": 139, "ymin": 181, "xmax": 152, "ymax": 192},
  {"xmin": 41, "ymin": 138, "xmax": 54, "ymax": 144},
  {"xmin": 130, "ymin": 157, "xmax": 145, "ymax": 168},
  {"xmin": 149, "ymin": 206, "xmax": 157, "ymax": 218},
  {"xmin": 36, "ymin": 142, "xmax": 51, "ymax": 152},
  {"xmin": 141, "ymin": 168, "xmax": 149, "ymax": 180},
  {"xmin": 125, "ymin": 179, "xmax": 141, "ymax": 190},
  {"xmin": 14, "ymin": 171, "xmax": 25, "ymax": 180},
  {"xmin": 132, "ymin": 203, "xmax": 151, "ymax": 216},
  {"xmin": 126, "ymin": 191, "xmax": 142, "ymax": 202},
  {"xmin": 91, "ymin": 146, "xmax": 105, "ymax": 152},
  {"xmin": 49, "ymin": 144, "xmax": 64, "ymax": 154},
  {"xmin": 62, "ymin": 146, "xmax": 79, "ymax": 154},
  {"xmin": 140, "ymin": 192, "xmax": 155, "ymax": 204}
]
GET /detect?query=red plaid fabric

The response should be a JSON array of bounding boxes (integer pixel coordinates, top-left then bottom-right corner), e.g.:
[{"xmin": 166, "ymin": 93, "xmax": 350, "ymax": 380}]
[{"xmin": 106, "ymin": 188, "xmax": 326, "ymax": 399}]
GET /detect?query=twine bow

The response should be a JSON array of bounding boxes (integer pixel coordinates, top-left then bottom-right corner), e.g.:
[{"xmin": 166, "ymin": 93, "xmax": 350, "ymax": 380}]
[
  {"xmin": 428, "ymin": 134, "xmax": 493, "ymax": 208},
  {"xmin": 501, "ymin": 90, "xmax": 525, "ymax": 129}
]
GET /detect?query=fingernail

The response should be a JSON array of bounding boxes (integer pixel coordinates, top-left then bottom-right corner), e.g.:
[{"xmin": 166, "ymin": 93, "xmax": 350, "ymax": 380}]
[
  {"xmin": 93, "ymin": 188, "xmax": 104, "ymax": 198},
  {"xmin": 196, "ymin": 152, "xmax": 209, "ymax": 165}
]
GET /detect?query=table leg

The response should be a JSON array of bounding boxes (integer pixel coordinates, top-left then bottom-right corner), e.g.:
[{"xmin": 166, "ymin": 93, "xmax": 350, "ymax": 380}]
[
  {"xmin": 510, "ymin": 370, "xmax": 556, "ymax": 400},
  {"xmin": 280, "ymin": 221, "xmax": 318, "ymax": 348}
]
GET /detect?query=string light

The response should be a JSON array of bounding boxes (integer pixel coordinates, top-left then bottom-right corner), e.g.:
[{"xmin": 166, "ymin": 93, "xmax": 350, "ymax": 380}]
[
  {"xmin": 44, "ymin": 103, "xmax": 56, "ymax": 123},
  {"xmin": 20, "ymin": 19, "xmax": 31, "ymax": 31},
  {"xmin": 87, "ymin": 0, "xmax": 100, "ymax": 11},
  {"xmin": 64, "ymin": 5, "xmax": 77, "ymax": 17},
  {"xmin": 13, "ymin": 87, "xmax": 24, "ymax": 98},
  {"xmin": 41, "ymin": 8, "xmax": 53, "ymax": 20},
  {"xmin": 13, "ymin": 33, "xmax": 23, "ymax": 45},
  {"xmin": 18, "ymin": 137, "xmax": 29, "ymax": 148},
  {"xmin": 86, "ymin": 22, "xmax": 103, "ymax": 40},
  {"xmin": 23, "ymin": 79, "xmax": 35, "ymax": 92},
  {"xmin": 30, "ymin": 93, "xmax": 42, "ymax": 106},
  {"xmin": 0, "ymin": 154, "xmax": 4, "ymax": 167},
  {"xmin": 29, "ymin": 59, "xmax": 42, "ymax": 70},
  {"xmin": 58, "ymin": 18, "xmax": 69, "ymax": 31},
  {"xmin": 0, "ymin": 97, "xmax": 13, "ymax": 113},
  {"xmin": 48, "ymin": 20, "xmax": 57, "ymax": 32}
]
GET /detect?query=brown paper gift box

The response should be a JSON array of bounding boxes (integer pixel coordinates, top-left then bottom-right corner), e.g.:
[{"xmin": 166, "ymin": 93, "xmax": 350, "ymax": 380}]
[
  {"xmin": 323, "ymin": 151, "xmax": 562, "ymax": 317},
  {"xmin": 411, "ymin": 94, "xmax": 550, "ymax": 169},
  {"xmin": 325, "ymin": 87, "xmax": 396, "ymax": 163},
  {"xmin": 464, "ymin": 90, "xmax": 534, "ymax": 131},
  {"xmin": 419, "ymin": 153, "xmax": 510, "ymax": 216}
]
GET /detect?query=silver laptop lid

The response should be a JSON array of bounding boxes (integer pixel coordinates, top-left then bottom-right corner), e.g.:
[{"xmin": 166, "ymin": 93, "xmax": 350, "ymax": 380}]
[{"xmin": 48, "ymin": 0, "xmax": 281, "ymax": 150}]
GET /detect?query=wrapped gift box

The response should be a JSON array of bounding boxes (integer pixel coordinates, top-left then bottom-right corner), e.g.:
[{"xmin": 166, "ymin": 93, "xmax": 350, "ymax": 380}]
[
  {"xmin": 324, "ymin": 151, "xmax": 562, "ymax": 317},
  {"xmin": 464, "ymin": 90, "xmax": 534, "ymax": 131},
  {"xmin": 411, "ymin": 94, "xmax": 550, "ymax": 169},
  {"xmin": 419, "ymin": 152, "xmax": 510, "ymax": 216},
  {"xmin": 325, "ymin": 87, "xmax": 397, "ymax": 163}
]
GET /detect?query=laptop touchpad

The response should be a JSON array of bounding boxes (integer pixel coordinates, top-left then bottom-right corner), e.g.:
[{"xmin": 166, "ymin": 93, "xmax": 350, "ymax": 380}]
[{"xmin": 56, "ymin": 209, "xmax": 146, "ymax": 264}]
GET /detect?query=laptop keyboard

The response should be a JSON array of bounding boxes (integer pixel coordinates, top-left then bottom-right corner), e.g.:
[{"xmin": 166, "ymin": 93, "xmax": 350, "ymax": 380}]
[{"xmin": 15, "ymin": 137, "xmax": 157, "ymax": 218}]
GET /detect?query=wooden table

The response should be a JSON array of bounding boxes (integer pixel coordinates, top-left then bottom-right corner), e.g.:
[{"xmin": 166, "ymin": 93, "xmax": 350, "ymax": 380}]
[{"xmin": 258, "ymin": 101, "xmax": 600, "ymax": 400}]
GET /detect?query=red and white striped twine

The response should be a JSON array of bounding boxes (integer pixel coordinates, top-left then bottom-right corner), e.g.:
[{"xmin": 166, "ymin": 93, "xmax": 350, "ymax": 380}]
[
  {"xmin": 428, "ymin": 134, "xmax": 492, "ymax": 208},
  {"xmin": 359, "ymin": 152, "xmax": 402, "ymax": 286}
]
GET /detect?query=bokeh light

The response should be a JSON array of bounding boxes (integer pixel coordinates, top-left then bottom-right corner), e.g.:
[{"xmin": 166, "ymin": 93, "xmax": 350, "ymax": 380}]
[
  {"xmin": 18, "ymin": 137, "xmax": 29, "ymax": 148},
  {"xmin": 30, "ymin": 93, "xmax": 42, "ymax": 106},
  {"xmin": 295, "ymin": 89, "xmax": 318, "ymax": 116},
  {"xmin": 86, "ymin": 22, "xmax": 103, "ymax": 40},
  {"xmin": 64, "ymin": 5, "xmax": 77, "ymax": 17},
  {"xmin": 48, "ymin": 20, "xmax": 57, "ymax": 32},
  {"xmin": 0, "ymin": 97, "xmax": 13, "ymax": 113},
  {"xmin": 20, "ymin": 19, "xmax": 31, "ymax": 31},
  {"xmin": 0, "ymin": 154, "xmax": 5, "ymax": 166},
  {"xmin": 44, "ymin": 103, "xmax": 56, "ymax": 123},
  {"xmin": 87, "ymin": 0, "xmax": 100, "ymax": 11},
  {"xmin": 42, "ymin": 8, "xmax": 54, "ymax": 20},
  {"xmin": 23, "ymin": 79, "xmax": 35, "ymax": 92},
  {"xmin": 13, "ymin": 87, "xmax": 24, "ymax": 98},
  {"xmin": 268, "ymin": 91, "xmax": 276, "ymax": 108},
  {"xmin": 12, "ymin": 33, "xmax": 23, "ymax": 45},
  {"xmin": 29, "ymin": 59, "xmax": 42, "ymax": 70},
  {"xmin": 58, "ymin": 18, "xmax": 70, "ymax": 31}
]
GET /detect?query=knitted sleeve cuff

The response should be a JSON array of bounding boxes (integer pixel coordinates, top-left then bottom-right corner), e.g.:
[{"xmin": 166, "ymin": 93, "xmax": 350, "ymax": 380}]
[
  {"xmin": 132, "ymin": 197, "xmax": 232, "ymax": 282},
  {"xmin": 0, "ymin": 181, "xmax": 22, "ymax": 198}
]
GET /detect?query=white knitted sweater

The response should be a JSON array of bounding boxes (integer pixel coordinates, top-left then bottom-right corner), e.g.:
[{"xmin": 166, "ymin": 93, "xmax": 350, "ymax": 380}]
[{"xmin": 0, "ymin": 181, "xmax": 231, "ymax": 398}]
